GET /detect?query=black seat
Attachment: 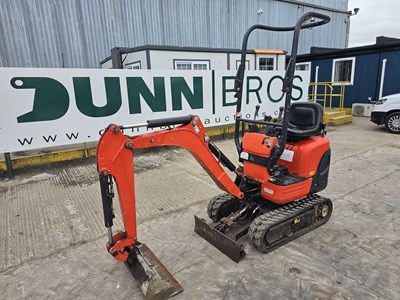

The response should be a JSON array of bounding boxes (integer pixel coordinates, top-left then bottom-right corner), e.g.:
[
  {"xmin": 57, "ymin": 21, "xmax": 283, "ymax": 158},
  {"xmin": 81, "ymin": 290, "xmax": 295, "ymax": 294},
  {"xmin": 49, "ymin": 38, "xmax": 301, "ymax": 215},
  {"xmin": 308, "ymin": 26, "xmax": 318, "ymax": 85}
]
[{"xmin": 287, "ymin": 102, "xmax": 323, "ymax": 139}]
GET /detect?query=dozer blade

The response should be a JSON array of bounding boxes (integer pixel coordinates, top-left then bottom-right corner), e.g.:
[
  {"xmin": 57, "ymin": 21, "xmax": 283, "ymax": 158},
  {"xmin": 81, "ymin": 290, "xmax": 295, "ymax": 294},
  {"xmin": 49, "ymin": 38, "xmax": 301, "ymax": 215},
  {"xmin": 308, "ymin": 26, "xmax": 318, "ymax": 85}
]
[
  {"xmin": 194, "ymin": 215, "xmax": 246, "ymax": 263},
  {"xmin": 125, "ymin": 243, "xmax": 183, "ymax": 300}
]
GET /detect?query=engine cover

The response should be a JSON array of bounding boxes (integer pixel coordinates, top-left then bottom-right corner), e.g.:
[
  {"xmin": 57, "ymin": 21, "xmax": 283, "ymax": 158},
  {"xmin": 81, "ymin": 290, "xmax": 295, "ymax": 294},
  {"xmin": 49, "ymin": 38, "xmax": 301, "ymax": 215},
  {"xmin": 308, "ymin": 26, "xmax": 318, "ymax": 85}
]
[
  {"xmin": 278, "ymin": 136, "xmax": 330, "ymax": 178},
  {"xmin": 241, "ymin": 132, "xmax": 331, "ymax": 204}
]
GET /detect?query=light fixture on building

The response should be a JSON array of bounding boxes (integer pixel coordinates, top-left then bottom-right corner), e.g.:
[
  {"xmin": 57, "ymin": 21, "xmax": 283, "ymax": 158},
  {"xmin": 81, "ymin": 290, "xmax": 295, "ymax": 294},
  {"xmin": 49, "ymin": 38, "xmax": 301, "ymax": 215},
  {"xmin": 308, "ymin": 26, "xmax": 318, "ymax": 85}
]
[
  {"xmin": 348, "ymin": 7, "xmax": 360, "ymax": 16},
  {"xmin": 345, "ymin": 8, "xmax": 360, "ymax": 48}
]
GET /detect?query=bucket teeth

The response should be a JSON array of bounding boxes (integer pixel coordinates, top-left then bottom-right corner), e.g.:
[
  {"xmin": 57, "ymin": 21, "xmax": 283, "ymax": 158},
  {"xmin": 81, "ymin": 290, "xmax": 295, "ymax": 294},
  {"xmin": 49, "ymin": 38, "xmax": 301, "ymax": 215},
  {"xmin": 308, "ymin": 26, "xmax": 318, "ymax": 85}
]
[
  {"xmin": 194, "ymin": 215, "xmax": 246, "ymax": 263},
  {"xmin": 125, "ymin": 243, "xmax": 183, "ymax": 300}
]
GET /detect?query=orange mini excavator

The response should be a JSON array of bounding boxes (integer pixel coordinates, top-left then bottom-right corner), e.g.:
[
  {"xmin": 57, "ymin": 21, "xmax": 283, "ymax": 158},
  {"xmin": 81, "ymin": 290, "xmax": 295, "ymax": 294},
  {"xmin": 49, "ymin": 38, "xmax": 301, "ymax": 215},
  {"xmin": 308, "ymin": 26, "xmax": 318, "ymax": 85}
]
[{"xmin": 96, "ymin": 12, "xmax": 332, "ymax": 299}]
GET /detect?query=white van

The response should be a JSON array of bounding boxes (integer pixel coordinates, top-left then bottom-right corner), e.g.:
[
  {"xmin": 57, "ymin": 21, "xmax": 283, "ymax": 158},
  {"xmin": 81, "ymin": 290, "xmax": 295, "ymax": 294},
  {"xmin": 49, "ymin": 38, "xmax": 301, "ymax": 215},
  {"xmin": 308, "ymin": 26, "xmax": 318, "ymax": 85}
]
[{"xmin": 370, "ymin": 93, "xmax": 400, "ymax": 134}]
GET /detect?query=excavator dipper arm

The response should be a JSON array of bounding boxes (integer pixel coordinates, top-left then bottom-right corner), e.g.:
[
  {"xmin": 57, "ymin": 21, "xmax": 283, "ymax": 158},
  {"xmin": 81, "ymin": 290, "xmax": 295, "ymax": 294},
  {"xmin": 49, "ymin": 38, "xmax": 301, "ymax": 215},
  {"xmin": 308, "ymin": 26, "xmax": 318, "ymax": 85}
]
[{"xmin": 96, "ymin": 115, "xmax": 242, "ymax": 299}]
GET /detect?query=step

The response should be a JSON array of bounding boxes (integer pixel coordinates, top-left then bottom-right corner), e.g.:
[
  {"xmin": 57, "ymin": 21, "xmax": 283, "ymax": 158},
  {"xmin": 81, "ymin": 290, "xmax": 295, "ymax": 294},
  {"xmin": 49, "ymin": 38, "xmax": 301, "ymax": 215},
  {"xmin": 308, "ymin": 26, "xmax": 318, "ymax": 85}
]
[
  {"xmin": 323, "ymin": 109, "xmax": 347, "ymax": 123},
  {"xmin": 326, "ymin": 114, "xmax": 353, "ymax": 126},
  {"xmin": 324, "ymin": 109, "xmax": 345, "ymax": 116}
]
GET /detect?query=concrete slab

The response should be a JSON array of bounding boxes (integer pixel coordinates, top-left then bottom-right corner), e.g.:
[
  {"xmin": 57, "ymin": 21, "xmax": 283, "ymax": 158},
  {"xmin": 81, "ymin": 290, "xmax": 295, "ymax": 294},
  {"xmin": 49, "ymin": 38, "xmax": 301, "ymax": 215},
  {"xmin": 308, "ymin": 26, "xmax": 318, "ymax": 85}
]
[{"xmin": 0, "ymin": 117, "xmax": 399, "ymax": 299}]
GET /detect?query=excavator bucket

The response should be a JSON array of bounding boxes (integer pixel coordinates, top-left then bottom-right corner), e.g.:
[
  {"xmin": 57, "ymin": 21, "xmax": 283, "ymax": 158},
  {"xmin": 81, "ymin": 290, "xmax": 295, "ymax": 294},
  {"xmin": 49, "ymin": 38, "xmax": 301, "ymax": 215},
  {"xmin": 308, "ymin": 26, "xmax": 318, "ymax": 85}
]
[
  {"xmin": 194, "ymin": 215, "xmax": 246, "ymax": 263},
  {"xmin": 125, "ymin": 243, "xmax": 183, "ymax": 300}
]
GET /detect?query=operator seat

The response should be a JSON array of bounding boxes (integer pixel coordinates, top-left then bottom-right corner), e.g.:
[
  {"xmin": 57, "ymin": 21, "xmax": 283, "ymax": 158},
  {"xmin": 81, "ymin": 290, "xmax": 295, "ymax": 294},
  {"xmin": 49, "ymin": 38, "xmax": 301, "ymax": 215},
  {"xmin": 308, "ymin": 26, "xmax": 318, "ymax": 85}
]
[{"xmin": 287, "ymin": 102, "xmax": 324, "ymax": 140}]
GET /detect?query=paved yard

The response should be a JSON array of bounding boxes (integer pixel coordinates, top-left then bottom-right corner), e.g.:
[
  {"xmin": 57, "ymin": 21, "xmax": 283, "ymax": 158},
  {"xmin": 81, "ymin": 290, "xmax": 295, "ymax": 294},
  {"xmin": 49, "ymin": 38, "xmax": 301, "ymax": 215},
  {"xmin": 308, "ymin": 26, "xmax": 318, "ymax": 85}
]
[{"xmin": 0, "ymin": 117, "xmax": 399, "ymax": 299}]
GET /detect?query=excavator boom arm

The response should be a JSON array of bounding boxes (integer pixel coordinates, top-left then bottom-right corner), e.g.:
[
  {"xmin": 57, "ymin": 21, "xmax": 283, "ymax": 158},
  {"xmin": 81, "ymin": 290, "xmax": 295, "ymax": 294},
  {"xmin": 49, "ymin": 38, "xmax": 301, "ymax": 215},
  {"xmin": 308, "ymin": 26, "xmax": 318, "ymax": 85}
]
[{"xmin": 96, "ymin": 115, "xmax": 243, "ymax": 246}]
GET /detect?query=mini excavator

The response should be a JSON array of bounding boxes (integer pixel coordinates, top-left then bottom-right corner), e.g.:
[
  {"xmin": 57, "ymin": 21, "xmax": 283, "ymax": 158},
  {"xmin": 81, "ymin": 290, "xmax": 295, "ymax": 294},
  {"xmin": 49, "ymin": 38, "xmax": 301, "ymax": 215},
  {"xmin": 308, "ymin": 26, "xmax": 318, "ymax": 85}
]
[{"xmin": 96, "ymin": 12, "xmax": 332, "ymax": 300}]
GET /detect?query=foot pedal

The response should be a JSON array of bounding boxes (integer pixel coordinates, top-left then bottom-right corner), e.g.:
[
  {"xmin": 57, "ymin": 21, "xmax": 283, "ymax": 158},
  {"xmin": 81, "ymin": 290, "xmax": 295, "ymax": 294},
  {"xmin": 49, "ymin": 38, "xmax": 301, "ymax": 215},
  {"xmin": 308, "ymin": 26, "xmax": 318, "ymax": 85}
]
[
  {"xmin": 194, "ymin": 215, "xmax": 246, "ymax": 263},
  {"xmin": 125, "ymin": 243, "xmax": 183, "ymax": 299}
]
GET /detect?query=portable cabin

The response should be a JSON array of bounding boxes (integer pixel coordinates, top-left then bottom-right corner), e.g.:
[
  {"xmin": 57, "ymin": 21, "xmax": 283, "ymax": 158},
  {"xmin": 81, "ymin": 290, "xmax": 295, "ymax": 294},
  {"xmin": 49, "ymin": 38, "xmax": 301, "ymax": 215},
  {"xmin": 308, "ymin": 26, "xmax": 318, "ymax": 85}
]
[
  {"xmin": 297, "ymin": 36, "xmax": 400, "ymax": 114},
  {"xmin": 100, "ymin": 46, "xmax": 287, "ymax": 71}
]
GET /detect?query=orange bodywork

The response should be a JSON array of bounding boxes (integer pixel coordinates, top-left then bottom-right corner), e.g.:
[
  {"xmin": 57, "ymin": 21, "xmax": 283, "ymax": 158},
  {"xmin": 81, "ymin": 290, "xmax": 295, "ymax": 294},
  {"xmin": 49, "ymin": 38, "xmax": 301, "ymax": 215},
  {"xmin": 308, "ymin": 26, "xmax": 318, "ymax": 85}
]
[
  {"xmin": 261, "ymin": 179, "xmax": 312, "ymax": 205},
  {"xmin": 242, "ymin": 133, "xmax": 277, "ymax": 157},
  {"xmin": 242, "ymin": 133, "xmax": 277, "ymax": 183},
  {"xmin": 241, "ymin": 133, "xmax": 330, "ymax": 205},
  {"xmin": 96, "ymin": 116, "xmax": 243, "ymax": 262},
  {"xmin": 278, "ymin": 136, "xmax": 330, "ymax": 178}
]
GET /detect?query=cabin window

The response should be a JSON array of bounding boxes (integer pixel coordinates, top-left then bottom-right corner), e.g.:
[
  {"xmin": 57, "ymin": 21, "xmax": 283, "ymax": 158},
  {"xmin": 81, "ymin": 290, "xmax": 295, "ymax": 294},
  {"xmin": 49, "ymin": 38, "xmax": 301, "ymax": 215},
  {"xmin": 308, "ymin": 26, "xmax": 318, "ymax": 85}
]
[
  {"xmin": 236, "ymin": 60, "xmax": 250, "ymax": 70},
  {"xmin": 174, "ymin": 60, "xmax": 210, "ymax": 70},
  {"xmin": 332, "ymin": 57, "xmax": 355, "ymax": 84},
  {"xmin": 295, "ymin": 62, "xmax": 310, "ymax": 71},
  {"xmin": 258, "ymin": 57, "xmax": 275, "ymax": 70},
  {"xmin": 125, "ymin": 61, "xmax": 141, "ymax": 69}
]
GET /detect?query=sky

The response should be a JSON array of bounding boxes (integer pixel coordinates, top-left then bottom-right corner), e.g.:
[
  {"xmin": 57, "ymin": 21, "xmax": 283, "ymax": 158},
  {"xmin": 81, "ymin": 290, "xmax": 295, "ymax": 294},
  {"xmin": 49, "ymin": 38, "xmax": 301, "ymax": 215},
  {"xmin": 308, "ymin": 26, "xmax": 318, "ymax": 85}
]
[{"xmin": 348, "ymin": 0, "xmax": 400, "ymax": 47}]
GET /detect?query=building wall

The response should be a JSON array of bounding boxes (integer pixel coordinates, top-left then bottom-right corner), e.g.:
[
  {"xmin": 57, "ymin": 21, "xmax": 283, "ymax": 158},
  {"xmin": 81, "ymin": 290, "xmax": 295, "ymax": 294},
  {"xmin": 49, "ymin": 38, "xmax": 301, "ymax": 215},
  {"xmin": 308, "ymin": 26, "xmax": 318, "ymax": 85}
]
[
  {"xmin": 123, "ymin": 51, "xmax": 148, "ymax": 69},
  {"xmin": 0, "ymin": 0, "xmax": 348, "ymax": 68},
  {"xmin": 114, "ymin": 50, "xmax": 287, "ymax": 71},
  {"xmin": 148, "ymin": 51, "xmax": 227, "ymax": 70},
  {"xmin": 228, "ymin": 53, "xmax": 257, "ymax": 71},
  {"xmin": 380, "ymin": 51, "xmax": 400, "ymax": 97},
  {"xmin": 101, "ymin": 59, "xmax": 113, "ymax": 69},
  {"xmin": 340, "ymin": 54, "xmax": 379, "ymax": 105},
  {"xmin": 309, "ymin": 50, "xmax": 400, "ymax": 107}
]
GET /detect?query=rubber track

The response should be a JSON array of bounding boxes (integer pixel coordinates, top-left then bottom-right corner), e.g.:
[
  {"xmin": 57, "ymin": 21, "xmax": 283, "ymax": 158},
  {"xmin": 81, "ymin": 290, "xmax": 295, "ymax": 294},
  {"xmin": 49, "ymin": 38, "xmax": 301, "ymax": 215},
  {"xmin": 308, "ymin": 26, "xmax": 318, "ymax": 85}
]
[{"xmin": 249, "ymin": 194, "xmax": 332, "ymax": 252}]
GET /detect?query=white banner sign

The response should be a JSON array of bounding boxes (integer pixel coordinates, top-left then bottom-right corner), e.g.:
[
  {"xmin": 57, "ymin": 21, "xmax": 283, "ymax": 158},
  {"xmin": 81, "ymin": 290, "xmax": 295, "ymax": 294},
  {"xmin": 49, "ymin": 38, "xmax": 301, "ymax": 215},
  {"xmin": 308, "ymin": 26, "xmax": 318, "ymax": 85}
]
[{"xmin": 0, "ymin": 68, "xmax": 310, "ymax": 153}]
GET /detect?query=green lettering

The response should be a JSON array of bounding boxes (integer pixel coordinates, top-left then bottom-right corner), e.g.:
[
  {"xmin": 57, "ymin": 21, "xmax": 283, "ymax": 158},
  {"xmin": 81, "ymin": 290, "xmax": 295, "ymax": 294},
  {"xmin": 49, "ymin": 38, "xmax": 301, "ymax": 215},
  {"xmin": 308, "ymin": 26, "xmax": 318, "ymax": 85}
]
[
  {"xmin": 246, "ymin": 76, "xmax": 262, "ymax": 104},
  {"xmin": 12, "ymin": 77, "xmax": 69, "ymax": 123},
  {"xmin": 171, "ymin": 77, "xmax": 203, "ymax": 110},
  {"xmin": 222, "ymin": 76, "xmax": 237, "ymax": 107},
  {"xmin": 291, "ymin": 75, "xmax": 303, "ymax": 101},
  {"xmin": 127, "ymin": 77, "xmax": 166, "ymax": 114},
  {"xmin": 73, "ymin": 77, "xmax": 122, "ymax": 117},
  {"xmin": 267, "ymin": 75, "xmax": 285, "ymax": 103}
]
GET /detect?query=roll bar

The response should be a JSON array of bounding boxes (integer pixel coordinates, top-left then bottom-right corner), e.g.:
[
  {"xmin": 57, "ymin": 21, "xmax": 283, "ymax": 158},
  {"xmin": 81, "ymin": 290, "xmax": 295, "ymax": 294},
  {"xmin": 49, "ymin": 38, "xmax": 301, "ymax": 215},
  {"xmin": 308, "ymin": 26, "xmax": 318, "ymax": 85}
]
[{"xmin": 233, "ymin": 12, "xmax": 330, "ymax": 169}]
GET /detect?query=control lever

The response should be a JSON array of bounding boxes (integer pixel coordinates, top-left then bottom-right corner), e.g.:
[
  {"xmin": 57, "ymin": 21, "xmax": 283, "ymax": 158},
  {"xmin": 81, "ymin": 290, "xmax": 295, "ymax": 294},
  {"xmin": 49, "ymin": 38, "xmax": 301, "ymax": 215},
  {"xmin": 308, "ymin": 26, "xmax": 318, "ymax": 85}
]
[
  {"xmin": 253, "ymin": 105, "xmax": 260, "ymax": 120},
  {"xmin": 264, "ymin": 115, "xmax": 272, "ymax": 122},
  {"xmin": 249, "ymin": 105, "xmax": 261, "ymax": 133},
  {"xmin": 278, "ymin": 106, "xmax": 284, "ymax": 122}
]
